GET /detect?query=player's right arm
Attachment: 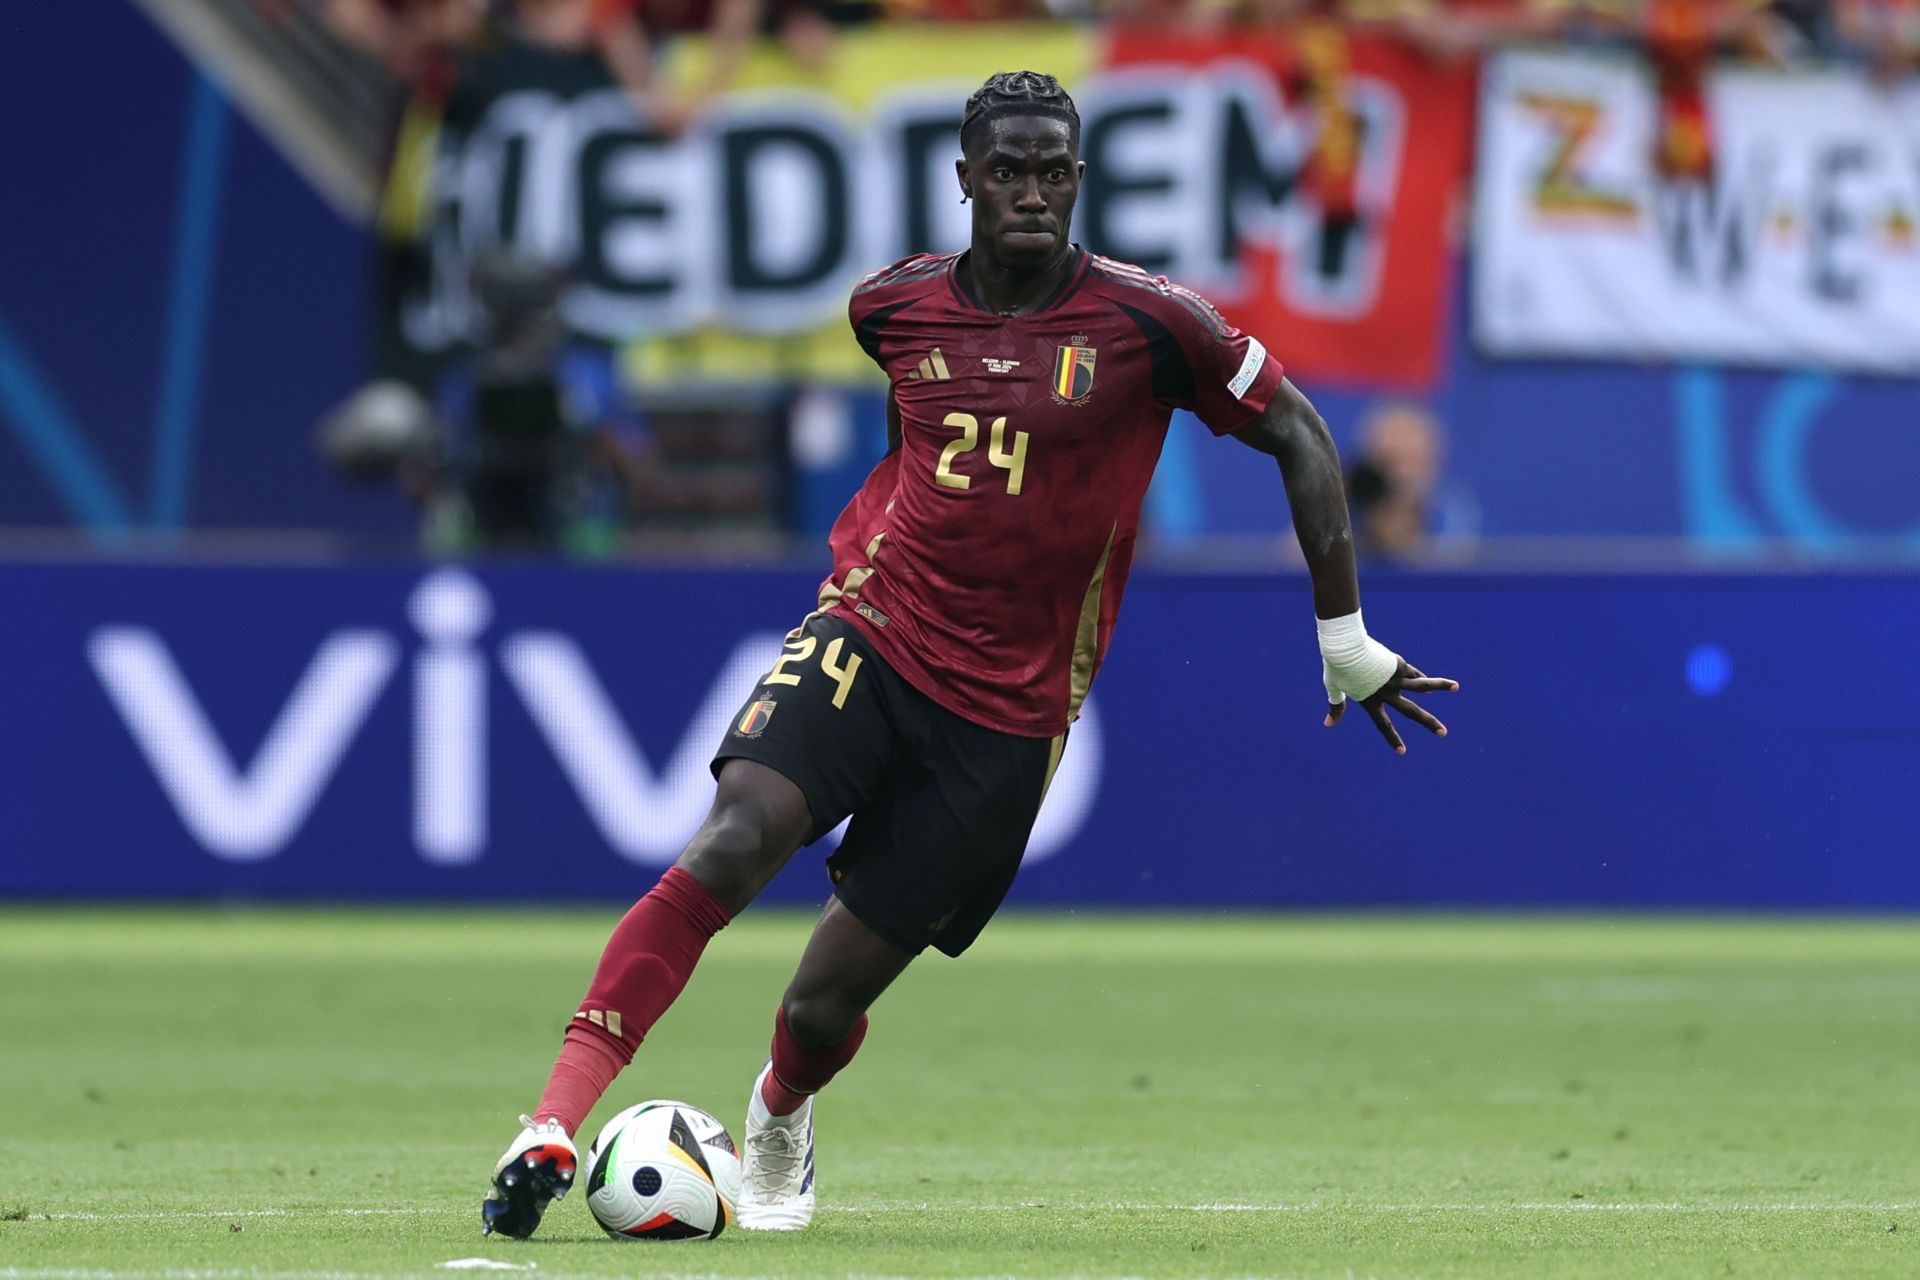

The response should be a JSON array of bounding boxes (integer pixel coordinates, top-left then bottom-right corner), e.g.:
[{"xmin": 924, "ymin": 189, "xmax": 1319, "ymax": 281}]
[
  {"xmin": 849, "ymin": 255, "xmax": 950, "ymax": 461},
  {"xmin": 1233, "ymin": 378, "xmax": 1459, "ymax": 755}
]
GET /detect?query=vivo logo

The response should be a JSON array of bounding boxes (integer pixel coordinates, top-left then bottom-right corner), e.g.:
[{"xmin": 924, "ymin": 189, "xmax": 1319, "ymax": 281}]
[{"xmin": 87, "ymin": 569, "xmax": 1100, "ymax": 868}]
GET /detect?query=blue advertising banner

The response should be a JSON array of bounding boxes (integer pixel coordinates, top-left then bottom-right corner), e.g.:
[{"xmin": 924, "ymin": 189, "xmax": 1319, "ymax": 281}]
[{"xmin": 1, "ymin": 560, "xmax": 1913, "ymax": 907}]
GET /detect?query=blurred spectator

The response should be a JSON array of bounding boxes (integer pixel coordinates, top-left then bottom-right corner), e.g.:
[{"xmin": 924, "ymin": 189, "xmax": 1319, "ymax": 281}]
[
  {"xmin": 1639, "ymin": 0, "xmax": 1781, "ymax": 181},
  {"xmin": 503, "ymin": 0, "xmax": 681, "ymax": 124},
  {"xmin": 591, "ymin": 0, "xmax": 842, "ymax": 96},
  {"xmin": 299, "ymin": 0, "xmax": 492, "ymax": 391},
  {"xmin": 319, "ymin": 379, "xmax": 440, "ymax": 481},
  {"xmin": 1422, "ymin": 0, "xmax": 1790, "ymax": 187},
  {"xmin": 318, "ymin": 0, "xmax": 490, "ymax": 79},
  {"xmin": 1641, "ymin": 0, "xmax": 1727, "ymax": 182},
  {"xmin": 1393, "ymin": 0, "xmax": 1836, "ymax": 72},
  {"xmin": 433, "ymin": 254, "xmax": 639, "ymax": 551},
  {"xmin": 1345, "ymin": 401, "xmax": 1446, "ymax": 561},
  {"xmin": 1837, "ymin": 0, "xmax": 1920, "ymax": 81},
  {"xmin": 323, "ymin": 252, "xmax": 781, "ymax": 553},
  {"xmin": 880, "ymin": 0, "xmax": 1039, "ymax": 20},
  {"xmin": 1763, "ymin": 0, "xmax": 1842, "ymax": 58},
  {"xmin": 1396, "ymin": 0, "xmax": 1576, "ymax": 61},
  {"xmin": 1244, "ymin": 0, "xmax": 1402, "ymax": 278},
  {"xmin": 324, "ymin": 253, "xmax": 662, "ymax": 553}
]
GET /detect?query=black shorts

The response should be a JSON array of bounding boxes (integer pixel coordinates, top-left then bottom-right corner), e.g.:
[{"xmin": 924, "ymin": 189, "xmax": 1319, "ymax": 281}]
[{"xmin": 712, "ymin": 613, "xmax": 1060, "ymax": 958}]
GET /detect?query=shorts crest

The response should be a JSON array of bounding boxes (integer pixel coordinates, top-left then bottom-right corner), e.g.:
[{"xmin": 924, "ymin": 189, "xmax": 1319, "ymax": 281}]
[{"xmin": 736, "ymin": 698, "xmax": 778, "ymax": 737}]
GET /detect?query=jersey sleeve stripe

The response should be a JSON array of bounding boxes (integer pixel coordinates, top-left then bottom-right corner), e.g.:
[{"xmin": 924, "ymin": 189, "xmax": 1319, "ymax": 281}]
[
  {"xmin": 1163, "ymin": 283, "xmax": 1232, "ymax": 339},
  {"xmin": 1112, "ymin": 301, "xmax": 1195, "ymax": 405},
  {"xmin": 1089, "ymin": 256, "xmax": 1164, "ymax": 291},
  {"xmin": 1088, "ymin": 258, "xmax": 1231, "ymax": 339},
  {"xmin": 854, "ymin": 298, "xmax": 918, "ymax": 367},
  {"xmin": 852, "ymin": 253, "xmax": 959, "ymax": 296}
]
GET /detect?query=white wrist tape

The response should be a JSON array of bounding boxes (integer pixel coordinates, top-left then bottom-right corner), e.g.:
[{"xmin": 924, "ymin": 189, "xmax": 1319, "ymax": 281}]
[{"xmin": 1316, "ymin": 609, "xmax": 1399, "ymax": 705}]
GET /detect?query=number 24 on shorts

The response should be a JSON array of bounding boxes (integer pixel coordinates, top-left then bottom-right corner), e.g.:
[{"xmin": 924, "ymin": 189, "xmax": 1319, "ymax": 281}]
[{"xmin": 767, "ymin": 634, "xmax": 864, "ymax": 708}]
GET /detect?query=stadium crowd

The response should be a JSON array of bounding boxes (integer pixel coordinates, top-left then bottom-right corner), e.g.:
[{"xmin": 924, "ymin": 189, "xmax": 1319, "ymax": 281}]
[
  {"xmin": 284, "ymin": 0, "xmax": 1914, "ymax": 556},
  {"xmin": 278, "ymin": 0, "xmax": 1919, "ymax": 90}
]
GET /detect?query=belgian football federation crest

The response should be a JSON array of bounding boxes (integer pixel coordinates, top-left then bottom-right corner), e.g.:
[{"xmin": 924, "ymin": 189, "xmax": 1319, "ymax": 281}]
[
  {"xmin": 1052, "ymin": 345, "xmax": 1097, "ymax": 403},
  {"xmin": 736, "ymin": 698, "xmax": 777, "ymax": 737}
]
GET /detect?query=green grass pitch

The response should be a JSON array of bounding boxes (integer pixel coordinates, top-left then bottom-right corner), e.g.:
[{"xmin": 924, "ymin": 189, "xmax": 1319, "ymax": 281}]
[{"xmin": 2, "ymin": 909, "xmax": 1916, "ymax": 1278}]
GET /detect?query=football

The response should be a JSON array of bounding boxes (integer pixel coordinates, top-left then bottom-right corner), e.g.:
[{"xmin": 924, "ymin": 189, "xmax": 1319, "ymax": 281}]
[{"xmin": 583, "ymin": 1100, "xmax": 743, "ymax": 1241}]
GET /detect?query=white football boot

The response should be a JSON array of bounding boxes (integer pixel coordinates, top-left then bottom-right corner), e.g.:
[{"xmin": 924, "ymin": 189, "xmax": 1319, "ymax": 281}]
[
  {"xmin": 481, "ymin": 1115, "xmax": 578, "ymax": 1239},
  {"xmin": 737, "ymin": 1064, "xmax": 816, "ymax": 1230}
]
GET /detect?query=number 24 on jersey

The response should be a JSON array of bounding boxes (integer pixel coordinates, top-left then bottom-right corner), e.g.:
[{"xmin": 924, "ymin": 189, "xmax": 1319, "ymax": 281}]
[{"xmin": 934, "ymin": 412, "xmax": 1029, "ymax": 496}]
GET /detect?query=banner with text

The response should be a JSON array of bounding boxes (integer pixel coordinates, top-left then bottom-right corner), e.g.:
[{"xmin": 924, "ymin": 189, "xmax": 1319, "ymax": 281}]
[
  {"xmin": 396, "ymin": 25, "xmax": 1469, "ymax": 388},
  {"xmin": 1, "ymin": 561, "xmax": 1914, "ymax": 907},
  {"xmin": 1098, "ymin": 27, "xmax": 1471, "ymax": 386},
  {"xmin": 1473, "ymin": 50, "xmax": 1920, "ymax": 372}
]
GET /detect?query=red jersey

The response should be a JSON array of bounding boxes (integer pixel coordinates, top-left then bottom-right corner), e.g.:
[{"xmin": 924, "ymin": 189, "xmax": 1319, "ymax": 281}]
[{"xmin": 817, "ymin": 248, "xmax": 1285, "ymax": 738}]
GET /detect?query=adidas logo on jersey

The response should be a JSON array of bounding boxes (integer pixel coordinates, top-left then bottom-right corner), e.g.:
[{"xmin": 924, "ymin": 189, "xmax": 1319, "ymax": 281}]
[{"xmin": 908, "ymin": 349, "xmax": 951, "ymax": 380}]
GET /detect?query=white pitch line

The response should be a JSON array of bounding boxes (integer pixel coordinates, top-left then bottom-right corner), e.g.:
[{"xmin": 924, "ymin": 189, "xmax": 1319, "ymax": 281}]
[
  {"xmin": 0, "ymin": 1271, "xmax": 379, "ymax": 1280},
  {"xmin": 0, "ymin": 1273, "xmax": 817, "ymax": 1280},
  {"xmin": 1474, "ymin": 1201, "xmax": 1919, "ymax": 1213},
  {"xmin": 833, "ymin": 1200, "xmax": 1919, "ymax": 1214},
  {"xmin": 0, "ymin": 1272, "xmax": 1305, "ymax": 1280},
  {"xmin": 19, "ymin": 1209, "xmax": 452, "ymax": 1224},
  {"xmin": 10, "ymin": 1200, "xmax": 1915, "ymax": 1227}
]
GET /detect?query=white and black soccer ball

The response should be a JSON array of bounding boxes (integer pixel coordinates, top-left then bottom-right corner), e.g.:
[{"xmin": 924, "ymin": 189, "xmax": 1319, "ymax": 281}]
[{"xmin": 583, "ymin": 1100, "xmax": 742, "ymax": 1241}]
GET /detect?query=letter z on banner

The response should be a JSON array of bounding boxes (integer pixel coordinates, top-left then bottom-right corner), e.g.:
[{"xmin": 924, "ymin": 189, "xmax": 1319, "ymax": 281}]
[
  {"xmin": 1472, "ymin": 49, "xmax": 1920, "ymax": 372},
  {"xmin": 1094, "ymin": 26, "xmax": 1473, "ymax": 388}
]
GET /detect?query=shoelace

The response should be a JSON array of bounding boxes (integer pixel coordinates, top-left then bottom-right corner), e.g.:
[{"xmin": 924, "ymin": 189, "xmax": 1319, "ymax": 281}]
[
  {"xmin": 517, "ymin": 1115, "xmax": 566, "ymax": 1139},
  {"xmin": 745, "ymin": 1124, "xmax": 804, "ymax": 1197}
]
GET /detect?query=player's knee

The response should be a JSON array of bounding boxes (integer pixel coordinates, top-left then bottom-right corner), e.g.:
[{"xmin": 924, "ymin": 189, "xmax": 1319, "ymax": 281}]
[
  {"xmin": 781, "ymin": 989, "xmax": 864, "ymax": 1048},
  {"xmin": 676, "ymin": 795, "xmax": 797, "ymax": 912},
  {"xmin": 696, "ymin": 798, "xmax": 777, "ymax": 859}
]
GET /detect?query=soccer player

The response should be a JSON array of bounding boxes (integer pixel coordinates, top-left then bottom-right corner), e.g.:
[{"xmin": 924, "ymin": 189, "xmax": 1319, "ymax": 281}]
[{"xmin": 482, "ymin": 69, "xmax": 1458, "ymax": 1238}]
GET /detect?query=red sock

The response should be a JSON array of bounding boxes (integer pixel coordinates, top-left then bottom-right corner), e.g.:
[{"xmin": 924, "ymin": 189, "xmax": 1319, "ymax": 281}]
[
  {"xmin": 761, "ymin": 1004, "xmax": 868, "ymax": 1116},
  {"xmin": 534, "ymin": 1025, "xmax": 626, "ymax": 1135},
  {"xmin": 533, "ymin": 867, "xmax": 732, "ymax": 1135}
]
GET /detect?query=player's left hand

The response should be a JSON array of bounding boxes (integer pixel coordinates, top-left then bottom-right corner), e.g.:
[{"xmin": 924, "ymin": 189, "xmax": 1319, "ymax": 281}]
[{"xmin": 1325, "ymin": 658, "xmax": 1458, "ymax": 756}]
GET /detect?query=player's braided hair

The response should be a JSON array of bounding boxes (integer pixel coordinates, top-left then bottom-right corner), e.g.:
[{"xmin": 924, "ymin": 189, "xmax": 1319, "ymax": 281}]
[{"xmin": 960, "ymin": 71, "xmax": 1081, "ymax": 155}]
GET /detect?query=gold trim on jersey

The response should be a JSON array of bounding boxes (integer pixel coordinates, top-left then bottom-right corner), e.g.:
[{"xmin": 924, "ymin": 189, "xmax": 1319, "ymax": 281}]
[
  {"xmin": 1040, "ymin": 732, "xmax": 1068, "ymax": 801},
  {"xmin": 1067, "ymin": 525, "xmax": 1117, "ymax": 721},
  {"xmin": 808, "ymin": 498, "xmax": 898, "ymax": 636},
  {"xmin": 815, "ymin": 528, "xmax": 890, "ymax": 623}
]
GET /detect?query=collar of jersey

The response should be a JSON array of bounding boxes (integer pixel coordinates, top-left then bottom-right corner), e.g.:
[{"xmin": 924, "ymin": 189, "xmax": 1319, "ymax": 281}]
[{"xmin": 948, "ymin": 245, "xmax": 1090, "ymax": 317}]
